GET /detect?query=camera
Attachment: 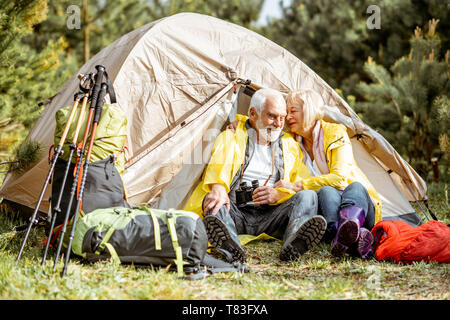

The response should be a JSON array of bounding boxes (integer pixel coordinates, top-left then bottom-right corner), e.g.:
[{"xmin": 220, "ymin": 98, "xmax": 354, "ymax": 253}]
[{"xmin": 235, "ymin": 179, "xmax": 259, "ymax": 207}]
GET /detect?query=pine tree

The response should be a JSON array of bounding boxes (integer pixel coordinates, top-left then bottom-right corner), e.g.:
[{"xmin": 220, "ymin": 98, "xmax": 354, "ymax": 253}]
[
  {"xmin": 263, "ymin": 0, "xmax": 370, "ymax": 95},
  {"xmin": 27, "ymin": 0, "xmax": 155, "ymax": 66},
  {"xmin": 0, "ymin": 0, "xmax": 66, "ymax": 164},
  {"xmin": 31, "ymin": 0, "xmax": 264, "ymax": 67},
  {"xmin": 0, "ymin": 0, "xmax": 264, "ymax": 179},
  {"xmin": 436, "ymin": 95, "xmax": 449, "ymax": 161},
  {"xmin": 356, "ymin": 19, "xmax": 449, "ymax": 181},
  {"xmin": 264, "ymin": 0, "xmax": 449, "ymax": 97}
]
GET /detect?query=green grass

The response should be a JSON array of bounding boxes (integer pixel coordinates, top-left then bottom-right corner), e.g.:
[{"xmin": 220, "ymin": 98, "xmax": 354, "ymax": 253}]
[{"xmin": 0, "ymin": 183, "xmax": 449, "ymax": 300}]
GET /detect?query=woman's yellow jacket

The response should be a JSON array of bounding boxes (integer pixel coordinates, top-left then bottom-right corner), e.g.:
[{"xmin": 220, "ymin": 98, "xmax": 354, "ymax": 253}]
[
  {"xmin": 300, "ymin": 120, "xmax": 382, "ymax": 224},
  {"xmin": 183, "ymin": 115, "xmax": 306, "ymax": 216}
]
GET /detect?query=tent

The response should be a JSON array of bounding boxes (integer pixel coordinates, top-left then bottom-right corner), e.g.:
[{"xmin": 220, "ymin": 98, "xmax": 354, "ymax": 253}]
[{"xmin": 0, "ymin": 12, "xmax": 429, "ymax": 226}]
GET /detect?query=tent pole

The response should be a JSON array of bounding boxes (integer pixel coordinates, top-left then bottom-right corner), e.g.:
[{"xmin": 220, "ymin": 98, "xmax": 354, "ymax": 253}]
[
  {"xmin": 404, "ymin": 180, "xmax": 432, "ymax": 221},
  {"xmin": 423, "ymin": 200, "xmax": 439, "ymax": 221}
]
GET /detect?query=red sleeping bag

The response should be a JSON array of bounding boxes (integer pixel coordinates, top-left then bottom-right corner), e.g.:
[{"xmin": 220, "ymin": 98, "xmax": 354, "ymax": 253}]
[{"xmin": 371, "ymin": 220, "xmax": 450, "ymax": 263}]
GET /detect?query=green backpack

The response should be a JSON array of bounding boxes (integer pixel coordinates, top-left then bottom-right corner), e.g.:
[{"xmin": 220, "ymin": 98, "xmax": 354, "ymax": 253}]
[
  {"xmin": 71, "ymin": 206, "xmax": 247, "ymax": 279},
  {"xmin": 73, "ymin": 206, "xmax": 201, "ymax": 275},
  {"xmin": 53, "ymin": 103, "xmax": 127, "ymax": 175},
  {"xmin": 51, "ymin": 103, "xmax": 129, "ymax": 226}
]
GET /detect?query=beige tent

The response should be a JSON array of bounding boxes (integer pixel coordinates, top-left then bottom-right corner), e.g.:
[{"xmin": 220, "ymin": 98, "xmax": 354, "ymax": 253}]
[{"xmin": 0, "ymin": 12, "xmax": 429, "ymax": 226}]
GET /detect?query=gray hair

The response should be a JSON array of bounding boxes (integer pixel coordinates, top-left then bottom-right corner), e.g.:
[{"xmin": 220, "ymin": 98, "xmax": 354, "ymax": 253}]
[{"xmin": 248, "ymin": 88, "xmax": 285, "ymax": 116}]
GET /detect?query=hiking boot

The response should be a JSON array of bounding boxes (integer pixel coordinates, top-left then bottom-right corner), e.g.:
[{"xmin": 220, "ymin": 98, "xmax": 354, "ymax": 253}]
[
  {"xmin": 203, "ymin": 215, "xmax": 246, "ymax": 263},
  {"xmin": 280, "ymin": 215, "xmax": 327, "ymax": 261},
  {"xmin": 331, "ymin": 206, "xmax": 366, "ymax": 258},
  {"xmin": 348, "ymin": 227, "xmax": 374, "ymax": 259}
]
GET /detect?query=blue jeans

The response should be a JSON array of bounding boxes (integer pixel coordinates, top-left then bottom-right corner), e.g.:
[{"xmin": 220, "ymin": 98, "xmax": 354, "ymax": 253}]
[{"xmin": 317, "ymin": 182, "xmax": 375, "ymax": 242}]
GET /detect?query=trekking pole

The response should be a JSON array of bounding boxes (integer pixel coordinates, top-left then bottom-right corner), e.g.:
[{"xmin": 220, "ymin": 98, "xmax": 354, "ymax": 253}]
[
  {"xmin": 14, "ymin": 75, "xmax": 86, "ymax": 268},
  {"xmin": 40, "ymin": 74, "xmax": 93, "ymax": 266},
  {"xmin": 61, "ymin": 82, "xmax": 108, "ymax": 277},
  {"xmin": 52, "ymin": 65, "xmax": 106, "ymax": 271}
]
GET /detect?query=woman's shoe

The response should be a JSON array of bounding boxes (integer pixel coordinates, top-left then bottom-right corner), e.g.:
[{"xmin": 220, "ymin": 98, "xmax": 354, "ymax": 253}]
[{"xmin": 331, "ymin": 206, "xmax": 366, "ymax": 257}]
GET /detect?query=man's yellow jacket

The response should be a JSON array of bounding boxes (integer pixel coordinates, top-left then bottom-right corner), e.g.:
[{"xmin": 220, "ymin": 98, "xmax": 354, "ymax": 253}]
[{"xmin": 184, "ymin": 115, "xmax": 307, "ymax": 216}]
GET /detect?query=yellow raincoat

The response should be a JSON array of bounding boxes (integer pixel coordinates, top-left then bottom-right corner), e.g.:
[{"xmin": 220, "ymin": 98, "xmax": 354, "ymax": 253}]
[
  {"xmin": 300, "ymin": 120, "xmax": 382, "ymax": 224},
  {"xmin": 184, "ymin": 114, "xmax": 307, "ymax": 218}
]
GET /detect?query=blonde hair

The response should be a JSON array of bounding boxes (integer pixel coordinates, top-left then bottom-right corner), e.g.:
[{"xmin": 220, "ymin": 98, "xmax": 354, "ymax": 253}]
[{"xmin": 286, "ymin": 89, "xmax": 324, "ymax": 128}]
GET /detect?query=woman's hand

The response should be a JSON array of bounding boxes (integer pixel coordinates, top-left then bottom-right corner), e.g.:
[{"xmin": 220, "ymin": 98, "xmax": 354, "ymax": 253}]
[
  {"xmin": 274, "ymin": 180, "xmax": 303, "ymax": 192},
  {"xmin": 226, "ymin": 120, "xmax": 239, "ymax": 132}
]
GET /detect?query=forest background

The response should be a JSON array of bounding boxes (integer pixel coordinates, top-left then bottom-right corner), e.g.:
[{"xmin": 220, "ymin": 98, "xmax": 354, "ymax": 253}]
[
  {"xmin": 0, "ymin": 0, "xmax": 448, "ymax": 185},
  {"xmin": 0, "ymin": 0, "xmax": 448, "ymax": 301}
]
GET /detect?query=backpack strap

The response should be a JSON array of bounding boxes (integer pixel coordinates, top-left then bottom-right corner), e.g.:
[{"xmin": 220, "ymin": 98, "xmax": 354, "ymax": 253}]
[
  {"xmin": 93, "ymin": 210, "xmax": 123, "ymax": 264},
  {"xmin": 95, "ymin": 226, "xmax": 116, "ymax": 255},
  {"xmin": 141, "ymin": 207, "xmax": 161, "ymax": 250},
  {"xmin": 48, "ymin": 144, "xmax": 54, "ymax": 164},
  {"xmin": 182, "ymin": 253, "xmax": 249, "ymax": 280},
  {"xmin": 201, "ymin": 253, "xmax": 249, "ymax": 274},
  {"xmin": 166, "ymin": 209, "xmax": 185, "ymax": 277},
  {"xmin": 103, "ymin": 70, "xmax": 117, "ymax": 104},
  {"xmin": 122, "ymin": 146, "xmax": 131, "ymax": 162},
  {"xmin": 103, "ymin": 242, "xmax": 121, "ymax": 265}
]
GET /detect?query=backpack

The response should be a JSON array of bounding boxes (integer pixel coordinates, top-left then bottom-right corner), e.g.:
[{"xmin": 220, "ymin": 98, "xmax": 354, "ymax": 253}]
[
  {"xmin": 71, "ymin": 206, "xmax": 247, "ymax": 279},
  {"xmin": 51, "ymin": 103, "xmax": 129, "ymax": 226}
]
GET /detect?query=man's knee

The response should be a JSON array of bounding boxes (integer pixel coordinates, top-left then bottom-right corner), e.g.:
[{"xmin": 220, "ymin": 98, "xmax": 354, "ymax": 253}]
[
  {"xmin": 291, "ymin": 189, "xmax": 317, "ymax": 204},
  {"xmin": 286, "ymin": 190, "xmax": 318, "ymax": 219}
]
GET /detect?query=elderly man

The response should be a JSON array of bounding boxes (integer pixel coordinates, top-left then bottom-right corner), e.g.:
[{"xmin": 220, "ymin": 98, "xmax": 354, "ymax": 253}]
[{"xmin": 184, "ymin": 88, "xmax": 326, "ymax": 262}]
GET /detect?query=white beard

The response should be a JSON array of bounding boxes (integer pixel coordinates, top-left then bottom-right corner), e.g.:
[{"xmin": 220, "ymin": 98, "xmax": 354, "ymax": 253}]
[{"xmin": 256, "ymin": 119, "xmax": 282, "ymax": 143}]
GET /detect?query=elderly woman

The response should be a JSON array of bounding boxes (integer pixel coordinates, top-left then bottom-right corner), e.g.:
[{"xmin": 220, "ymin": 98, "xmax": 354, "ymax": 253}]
[{"xmin": 273, "ymin": 89, "xmax": 382, "ymax": 259}]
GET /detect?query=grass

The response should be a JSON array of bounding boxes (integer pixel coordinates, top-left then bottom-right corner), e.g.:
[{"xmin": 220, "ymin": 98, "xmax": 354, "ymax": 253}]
[{"xmin": 0, "ymin": 183, "xmax": 448, "ymax": 300}]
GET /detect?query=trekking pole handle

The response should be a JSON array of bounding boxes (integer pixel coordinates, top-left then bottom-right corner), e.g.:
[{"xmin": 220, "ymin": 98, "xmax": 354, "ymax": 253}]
[
  {"xmin": 89, "ymin": 65, "xmax": 105, "ymax": 110},
  {"xmin": 79, "ymin": 73, "xmax": 92, "ymax": 94},
  {"xmin": 93, "ymin": 83, "xmax": 108, "ymax": 123}
]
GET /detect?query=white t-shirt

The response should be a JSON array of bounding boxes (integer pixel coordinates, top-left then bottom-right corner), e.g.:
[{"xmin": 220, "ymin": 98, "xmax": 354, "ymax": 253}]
[{"xmin": 241, "ymin": 143, "xmax": 277, "ymax": 188}]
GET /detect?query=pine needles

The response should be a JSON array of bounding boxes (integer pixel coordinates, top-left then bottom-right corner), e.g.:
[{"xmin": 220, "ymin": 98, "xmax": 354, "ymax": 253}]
[{"xmin": 0, "ymin": 139, "xmax": 41, "ymax": 174}]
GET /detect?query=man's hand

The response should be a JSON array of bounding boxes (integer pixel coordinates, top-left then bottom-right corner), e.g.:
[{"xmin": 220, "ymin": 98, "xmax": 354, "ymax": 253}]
[
  {"xmin": 203, "ymin": 184, "xmax": 230, "ymax": 216},
  {"xmin": 274, "ymin": 180, "xmax": 303, "ymax": 192},
  {"xmin": 252, "ymin": 186, "xmax": 284, "ymax": 205}
]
